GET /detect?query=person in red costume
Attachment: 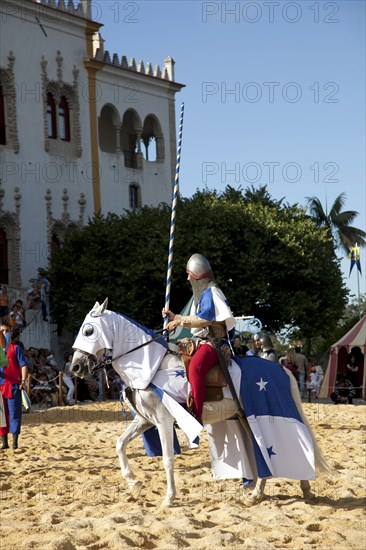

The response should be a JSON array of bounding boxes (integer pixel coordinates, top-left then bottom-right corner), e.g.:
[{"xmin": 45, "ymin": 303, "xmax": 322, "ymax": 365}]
[
  {"xmin": 0, "ymin": 327, "xmax": 28, "ymax": 450},
  {"xmin": 163, "ymin": 254, "xmax": 236, "ymax": 423}
]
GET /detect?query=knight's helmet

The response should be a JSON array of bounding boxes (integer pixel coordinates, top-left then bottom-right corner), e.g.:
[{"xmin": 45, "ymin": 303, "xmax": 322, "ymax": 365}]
[
  {"xmin": 253, "ymin": 333, "xmax": 262, "ymax": 342},
  {"xmin": 260, "ymin": 334, "xmax": 274, "ymax": 351},
  {"xmin": 186, "ymin": 254, "xmax": 213, "ymax": 280}
]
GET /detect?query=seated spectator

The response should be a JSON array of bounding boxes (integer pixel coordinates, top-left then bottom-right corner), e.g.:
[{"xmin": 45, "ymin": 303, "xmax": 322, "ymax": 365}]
[
  {"xmin": 31, "ymin": 372, "xmax": 58, "ymax": 407},
  {"xmin": 330, "ymin": 377, "xmax": 355, "ymax": 405},
  {"xmin": 45, "ymin": 351, "xmax": 58, "ymax": 369},
  {"xmin": 23, "ymin": 348, "xmax": 35, "ymax": 373},
  {"xmin": 41, "ymin": 351, "xmax": 59, "ymax": 380},
  {"xmin": 37, "ymin": 348, "xmax": 52, "ymax": 369},
  {"xmin": 10, "ymin": 304, "xmax": 26, "ymax": 329},
  {"xmin": 27, "ymin": 280, "xmax": 48, "ymax": 322},
  {"xmin": 27, "ymin": 347, "xmax": 43, "ymax": 371},
  {"xmin": 27, "ymin": 284, "xmax": 41, "ymax": 309},
  {"xmin": 8, "ymin": 311, "xmax": 17, "ymax": 330},
  {"xmin": 15, "ymin": 300, "xmax": 26, "ymax": 322}
]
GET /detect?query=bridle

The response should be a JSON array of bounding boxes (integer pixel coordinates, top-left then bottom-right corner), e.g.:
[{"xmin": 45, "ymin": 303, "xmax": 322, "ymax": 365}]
[{"xmin": 79, "ymin": 328, "xmax": 168, "ymax": 375}]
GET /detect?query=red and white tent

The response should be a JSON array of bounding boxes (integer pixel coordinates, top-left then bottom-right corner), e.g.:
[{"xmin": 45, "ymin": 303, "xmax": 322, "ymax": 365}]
[{"xmin": 319, "ymin": 315, "xmax": 366, "ymax": 399}]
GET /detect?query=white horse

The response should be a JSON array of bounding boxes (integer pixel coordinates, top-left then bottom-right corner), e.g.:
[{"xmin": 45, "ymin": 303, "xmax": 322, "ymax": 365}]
[{"xmin": 71, "ymin": 299, "xmax": 331, "ymax": 506}]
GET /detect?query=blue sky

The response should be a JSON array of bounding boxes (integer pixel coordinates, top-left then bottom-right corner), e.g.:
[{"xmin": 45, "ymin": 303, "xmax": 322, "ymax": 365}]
[{"xmin": 93, "ymin": 0, "xmax": 365, "ymax": 301}]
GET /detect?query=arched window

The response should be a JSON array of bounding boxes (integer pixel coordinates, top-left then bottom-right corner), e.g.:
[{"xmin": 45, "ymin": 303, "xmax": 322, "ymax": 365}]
[
  {"xmin": 98, "ymin": 104, "xmax": 119, "ymax": 153},
  {"xmin": 129, "ymin": 184, "xmax": 141, "ymax": 209},
  {"xmin": 121, "ymin": 109, "xmax": 142, "ymax": 169},
  {"xmin": 58, "ymin": 96, "xmax": 70, "ymax": 141},
  {"xmin": 142, "ymin": 114, "xmax": 164, "ymax": 162},
  {"xmin": 0, "ymin": 85, "xmax": 6, "ymax": 145},
  {"xmin": 47, "ymin": 92, "xmax": 57, "ymax": 139}
]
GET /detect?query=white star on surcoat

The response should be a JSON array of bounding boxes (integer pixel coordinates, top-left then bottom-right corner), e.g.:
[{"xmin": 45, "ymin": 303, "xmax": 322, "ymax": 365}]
[{"xmin": 256, "ymin": 377, "xmax": 269, "ymax": 391}]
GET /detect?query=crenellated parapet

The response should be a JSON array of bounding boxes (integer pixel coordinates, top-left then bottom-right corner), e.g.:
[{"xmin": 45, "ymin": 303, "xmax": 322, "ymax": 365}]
[
  {"xmin": 33, "ymin": 0, "xmax": 90, "ymax": 18},
  {"xmin": 93, "ymin": 48, "xmax": 175, "ymax": 82}
]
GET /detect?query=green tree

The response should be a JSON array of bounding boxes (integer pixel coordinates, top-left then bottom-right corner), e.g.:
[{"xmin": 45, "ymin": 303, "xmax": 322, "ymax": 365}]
[
  {"xmin": 306, "ymin": 192, "xmax": 366, "ymax": 254},
  {"xmin": 49, "ymin": 186, "xmax": 348, "ymax": 345}
]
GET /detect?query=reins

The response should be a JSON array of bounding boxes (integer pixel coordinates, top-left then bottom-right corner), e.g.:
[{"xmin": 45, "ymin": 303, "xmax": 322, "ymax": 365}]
[{"xmin": 89, "ymin": 328, "xmax": 168, "ymax": 373}]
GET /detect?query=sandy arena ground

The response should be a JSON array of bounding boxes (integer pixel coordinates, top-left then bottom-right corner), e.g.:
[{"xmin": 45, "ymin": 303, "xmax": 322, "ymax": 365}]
[{"xmin": 0, "ymin": 400, "xmax": 365, "ymax": 550}]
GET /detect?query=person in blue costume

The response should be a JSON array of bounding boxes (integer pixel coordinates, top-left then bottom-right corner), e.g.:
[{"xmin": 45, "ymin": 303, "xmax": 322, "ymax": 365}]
[{"xmin": 164, "ymin": 254, "xmax": 236, "ymax": 422}]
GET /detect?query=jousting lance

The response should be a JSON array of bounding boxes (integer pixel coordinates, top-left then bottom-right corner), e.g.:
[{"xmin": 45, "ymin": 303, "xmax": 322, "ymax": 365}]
[{"xmin": 164, "ymin": 103, "xmax": 185, "ymax": 329}]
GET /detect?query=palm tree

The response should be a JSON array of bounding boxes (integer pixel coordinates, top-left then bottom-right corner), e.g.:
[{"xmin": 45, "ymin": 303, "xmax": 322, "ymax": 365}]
[{"xmin": 306, "ymin": 192, "xmax": 366, "ymax": 254}]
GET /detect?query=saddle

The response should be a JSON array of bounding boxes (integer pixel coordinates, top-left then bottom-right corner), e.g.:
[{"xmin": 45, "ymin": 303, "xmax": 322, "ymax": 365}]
[{"xmin": 178, "ymin": 338, "xmax": 228, "ymax": 402}]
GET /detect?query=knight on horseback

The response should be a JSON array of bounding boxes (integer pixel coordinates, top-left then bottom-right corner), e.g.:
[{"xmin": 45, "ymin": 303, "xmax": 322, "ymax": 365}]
[{"xmin": 163, "ymin": 253, "xmax": 236, "ymax": 423}]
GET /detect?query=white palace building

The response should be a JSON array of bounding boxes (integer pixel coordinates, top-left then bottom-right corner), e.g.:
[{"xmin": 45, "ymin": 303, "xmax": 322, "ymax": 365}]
[{"xmin": 0, "ymin": 0, "xmax": 184, "ymax": 289}]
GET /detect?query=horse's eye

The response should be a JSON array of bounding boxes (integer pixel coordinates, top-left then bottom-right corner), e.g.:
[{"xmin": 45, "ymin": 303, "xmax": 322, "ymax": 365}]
[{"xmin": 83, "ymin": 324, "xmax": 94, "ymax": 337}]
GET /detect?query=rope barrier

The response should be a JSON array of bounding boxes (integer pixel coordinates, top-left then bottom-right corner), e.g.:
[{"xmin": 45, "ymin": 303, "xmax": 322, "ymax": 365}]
[{"xmin": 24, "ymin": 365, "xmax": 123, "ymax": 408}]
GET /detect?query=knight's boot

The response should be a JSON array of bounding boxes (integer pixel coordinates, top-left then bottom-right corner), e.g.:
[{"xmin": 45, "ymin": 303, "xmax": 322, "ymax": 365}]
[
  {"xmin": 12, "ymin": 434, "xmax": 19, "ymax": 449},
  {"xmin": 186, "ymin": 394, "xmax": 194, "ymax": 414},
  {"xmin": 0, "ymin": 435, "xmax": 9, "ymax": 450}
]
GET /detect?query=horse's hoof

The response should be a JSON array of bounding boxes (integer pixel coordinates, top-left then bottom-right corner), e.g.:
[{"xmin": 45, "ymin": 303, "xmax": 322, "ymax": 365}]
[
  {"xmin": 300, "ymin": 480, "xmax": 315, "ymax": 500},
  {"xmin": 244, "ymin": 496, "xmax": 262, "ymax": 506},
  {"xmin": 244, "ymin": 492, "xmax": 263, "ymax": 505},
  {"xmin": 162, "ymin": 497, "xmax": 175, "ymax": 507},
  {"xmin": 128, "ymin": 480, "xmax": 143, "ymax": 499}
]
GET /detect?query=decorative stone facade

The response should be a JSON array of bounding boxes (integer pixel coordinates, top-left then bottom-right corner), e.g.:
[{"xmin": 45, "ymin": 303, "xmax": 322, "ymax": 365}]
[{"xmin": 0, "ymin": 0, "xmax": 184, "ymax": 287}]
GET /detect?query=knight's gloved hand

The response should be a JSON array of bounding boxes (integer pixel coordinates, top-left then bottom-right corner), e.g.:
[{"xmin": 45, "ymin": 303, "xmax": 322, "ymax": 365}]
[
  {"xmin": 162, "ymin": 308, "xmax": 175, "ymax": 321},
  {"xmin": 166, "ymin": 320, "xmax": 179, "ymax": 332}
]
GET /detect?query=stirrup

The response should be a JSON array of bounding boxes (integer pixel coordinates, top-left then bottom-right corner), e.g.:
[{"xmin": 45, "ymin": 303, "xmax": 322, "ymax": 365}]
[{"xmin": 186, "ymin": 394, "xmax": 194, "ymax": 413}]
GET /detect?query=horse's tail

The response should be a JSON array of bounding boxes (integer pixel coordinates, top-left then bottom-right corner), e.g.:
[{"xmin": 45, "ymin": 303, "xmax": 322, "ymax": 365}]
[{"xmin": 284, "ymin": 368, "xmax": 334, "ymax": 477}]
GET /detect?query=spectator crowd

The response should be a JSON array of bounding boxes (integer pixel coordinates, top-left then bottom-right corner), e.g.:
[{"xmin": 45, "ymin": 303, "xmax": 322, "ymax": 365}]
[
  {"xmin": 231, "ymin": 332, "xmax": 360, "ymax": 404},
  {"xmin": 1, "ymin": 273, "xmax": 120, "ymax": 413}
]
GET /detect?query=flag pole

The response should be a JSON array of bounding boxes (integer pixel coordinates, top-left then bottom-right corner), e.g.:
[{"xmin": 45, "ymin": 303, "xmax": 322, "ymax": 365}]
[
  {"xmin": 164, "ymin": 103, "xmax": 185, "ymax": 329},
  {"xmin": 349, "ymin": 243, "xmax": 362, "ymax": 319},
  {"xmin": 357, "ymin": 261, "xmax": 361, "ymax": 319}
]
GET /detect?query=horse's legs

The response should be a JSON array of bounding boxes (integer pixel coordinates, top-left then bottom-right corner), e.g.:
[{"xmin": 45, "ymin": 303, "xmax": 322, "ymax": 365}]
[
  {"xmin": 156, "ymin": 415, "xmax": 176, "ymax": 506},
  {"xmin": 300, "ymin": 479, "xmax": 315, "ymax": 499},
  {"xmin": 246, "ymin": 478, "xmax": 314, "ymax": 504},
  {"xmin": 116, "ymin": 415, "xmax": 152, "ymax": 496},
  {"xmin": 247, "ymin": 478, "xmax": 266, "ymax": 503}
]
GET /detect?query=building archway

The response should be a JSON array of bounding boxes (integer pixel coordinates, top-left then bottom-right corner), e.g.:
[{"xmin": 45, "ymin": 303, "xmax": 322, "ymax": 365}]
[
  {"xmin": 142, "ymin": 114, "xmax": 164, "ymax": 162},
  {"xmin": 120, "ymin": 109, "xmax": 142, "ymax": 168},
  {"xmin": 98, "ymin": 103, "xmax": 120, "ymax": 153}
]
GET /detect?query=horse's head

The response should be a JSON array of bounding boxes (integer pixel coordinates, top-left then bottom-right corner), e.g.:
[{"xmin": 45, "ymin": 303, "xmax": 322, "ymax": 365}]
[{"xmin": 71, "ymin": 298, "xmax": 112, "ymax": 378}]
